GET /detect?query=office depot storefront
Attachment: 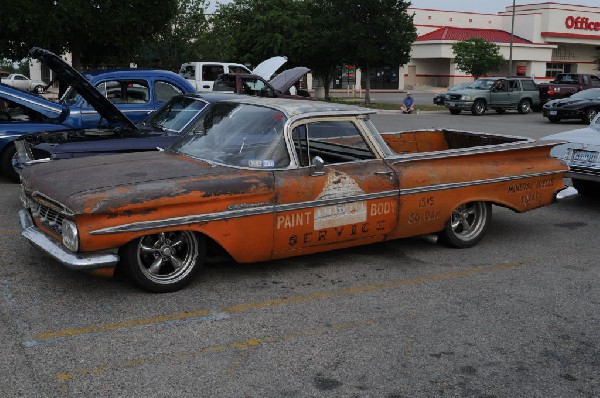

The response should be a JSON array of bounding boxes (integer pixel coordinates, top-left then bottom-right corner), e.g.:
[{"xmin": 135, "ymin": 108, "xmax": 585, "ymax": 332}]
[{"xmin": 401, "ymin": 2, "xmax": 600, "ymax": 89}]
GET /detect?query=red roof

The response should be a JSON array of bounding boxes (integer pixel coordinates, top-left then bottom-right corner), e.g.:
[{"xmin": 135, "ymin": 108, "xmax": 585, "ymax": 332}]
[{"xmin": 416, "ymin": 27, "xmax": 532, "ymax": 44}]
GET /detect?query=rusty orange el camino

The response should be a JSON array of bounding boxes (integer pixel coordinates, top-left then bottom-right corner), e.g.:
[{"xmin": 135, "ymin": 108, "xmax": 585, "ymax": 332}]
[{"xmin": 19, "ymin": 96, "xmax": 568, "ymax": 292}]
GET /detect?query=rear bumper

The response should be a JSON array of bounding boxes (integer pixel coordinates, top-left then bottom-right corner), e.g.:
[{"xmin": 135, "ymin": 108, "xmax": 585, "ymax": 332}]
[{"xmin": 19, "ymin": 209, "xmax": 119, "ymax": 270}]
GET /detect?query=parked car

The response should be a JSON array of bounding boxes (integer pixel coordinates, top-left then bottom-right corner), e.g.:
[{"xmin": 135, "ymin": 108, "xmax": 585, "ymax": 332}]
[
  {"xmin": 14, "ymin": 92, "xmax": 238, "ymax": 173},
  {"xmin": 1, "ymin": 73, "xmax": 48, "ymax": 93},
  {"xmin": 18, "ymin": 96, "xmax": 567, "ymax": 292},
  {"xmin": 180, "ymin": 56, "xmax": 287, "ymax": 91},
  {"xmin": 433, "ymin": 82, "xmax": 471, "ymax": 105},
  {"xmin": 541, "ymin": 88, "xmax": 600, "ymax": 124},
  {"xmin": 538, "ymin": 73, "xmax": 600, "ymax": 105},
  {"xmin": 0, "ymin": 47, "xmax": 195, "ymax": 182},
  {"xmin": 445, "ymin": 77, "xmax": 540, "ymax": 115},
  {"xmin": 540, "ymin": 113, "xmax": 600, "ymax": 195},
  {"xmin": 212, "ymin": 66, "xmax": 311, "ymax": 99}
]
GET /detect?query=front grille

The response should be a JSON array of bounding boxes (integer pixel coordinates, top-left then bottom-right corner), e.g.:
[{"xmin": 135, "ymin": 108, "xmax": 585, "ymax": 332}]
[
  {"xmin": 569, "ymin": 165, "xmax": 600, "ymax": 177},
  {"xmin": 30, "ymin": 201, "xmax": 65, "ymax": 237},
  {"xmin": 448, "ymin": 94, "xmax": 462, "ymax": 101}
]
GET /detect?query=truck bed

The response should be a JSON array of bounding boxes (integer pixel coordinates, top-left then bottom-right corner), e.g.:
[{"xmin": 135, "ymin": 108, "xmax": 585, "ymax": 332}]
[{"xmin": 381, "ymin": 129, "xmax": 530, "ymax": 155}]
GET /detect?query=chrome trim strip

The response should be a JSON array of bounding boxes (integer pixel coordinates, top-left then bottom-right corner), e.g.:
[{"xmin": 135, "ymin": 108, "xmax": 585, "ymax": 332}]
[
  {"xmin": 389, "ymin": 141, "xmax": 553, "ymax": 164},
  {"xmin": 0, "ymin": 90, "xmax": 63, "ymax": 114},
  {"xmin": 399, "ymin": 171, "xmax": 564, "ymax": 195},
  {"xmin": 19, "ymin": 210, "xmax": 119, "ymax": 270},
  {"xmin": 91, "ymin": 190, "xmax": 400, "ymax": 235},
  {"xmin": 89, "ymin": 171, "xmax": 564, "ymax": 235}
]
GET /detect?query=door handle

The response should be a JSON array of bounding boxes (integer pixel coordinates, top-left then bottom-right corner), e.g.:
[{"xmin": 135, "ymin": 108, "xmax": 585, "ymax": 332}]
[{"xmin": 375, "ymin": 171, "xmax": 395, "ymax": 180}]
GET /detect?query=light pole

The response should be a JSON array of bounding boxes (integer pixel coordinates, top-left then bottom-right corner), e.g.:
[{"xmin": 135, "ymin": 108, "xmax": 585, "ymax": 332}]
[{"xmin": 508, "ymin": 0, "xmax": 516, "ymax": 76}]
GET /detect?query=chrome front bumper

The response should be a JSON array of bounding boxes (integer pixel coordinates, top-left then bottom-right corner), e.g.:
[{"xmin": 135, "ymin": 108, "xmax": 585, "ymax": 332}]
[{"xmin": 19, "ymin": 209, "xmax": 119, "ymax": 270}]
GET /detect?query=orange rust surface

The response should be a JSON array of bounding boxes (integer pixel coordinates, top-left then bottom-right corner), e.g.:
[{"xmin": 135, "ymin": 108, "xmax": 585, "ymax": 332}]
[{"xmin": 59, "ymin": 138, "xmax": 567, "ymax": 265}]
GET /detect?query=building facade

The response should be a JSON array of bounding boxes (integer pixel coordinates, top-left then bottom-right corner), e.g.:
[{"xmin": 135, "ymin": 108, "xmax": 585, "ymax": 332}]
[{"xmin": 403, "ymin": 2, "xmax": 600, "ymax": 89}]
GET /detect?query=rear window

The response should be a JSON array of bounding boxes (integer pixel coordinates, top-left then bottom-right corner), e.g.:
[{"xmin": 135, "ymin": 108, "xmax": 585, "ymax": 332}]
[{"xmin": 521, "ymin": 80, "xmax": 537, "ymax": 91}]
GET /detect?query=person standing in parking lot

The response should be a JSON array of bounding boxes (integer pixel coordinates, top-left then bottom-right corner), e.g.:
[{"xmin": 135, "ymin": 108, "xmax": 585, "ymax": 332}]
[{"xmin": 401, "ymin": 92, "xmax": 414, "ymax": 114}]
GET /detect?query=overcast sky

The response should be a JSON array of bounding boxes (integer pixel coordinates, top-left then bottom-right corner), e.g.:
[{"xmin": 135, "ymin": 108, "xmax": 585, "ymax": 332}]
[
  {"xmin": 409, "ymin": 0, "xmax": 596, "ymax": 13},
  {"xmin": 206, "ymin": 1, "xmax": 598, "ymax": 14}
]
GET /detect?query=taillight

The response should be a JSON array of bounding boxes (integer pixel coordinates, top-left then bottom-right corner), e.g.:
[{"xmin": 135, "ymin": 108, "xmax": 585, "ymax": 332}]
[
  {"xmin": 548, "ymin": 89, "xmax": 555, "ymax": 95},
  {"xmin": 578, "ymin": 84, "xmax": 584, "ymax": 91}
]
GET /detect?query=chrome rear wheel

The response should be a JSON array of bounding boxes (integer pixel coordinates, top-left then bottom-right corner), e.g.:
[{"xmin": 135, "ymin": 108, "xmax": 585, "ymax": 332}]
[{"xmin": 438, "ymin": 202, "xmax": 492, "ymax": 248}]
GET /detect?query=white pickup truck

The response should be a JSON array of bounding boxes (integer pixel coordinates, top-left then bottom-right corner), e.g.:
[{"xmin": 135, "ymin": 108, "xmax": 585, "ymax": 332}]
[
  {"xmin": 1, "ymin": 73, "xmax": 48, "ymax": 94},
  {"xmin": 179, "ymin": 56, "xmax": 287, "ymax": 92}
]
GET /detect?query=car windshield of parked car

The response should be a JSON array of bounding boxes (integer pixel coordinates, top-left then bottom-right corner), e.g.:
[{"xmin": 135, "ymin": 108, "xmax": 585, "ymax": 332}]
[
  {"xmin": 449, "ymin": 83, "xmax": 472, "ymax": 91},
  {"xmin": 171, "ymin": 102, "xmax": 290, "ymax": 168},
  {"xmin": 470, "ymin": 79, "xmax": 495, "ymax": 90},
  {"xmin": 142, "ymin": 96, "xmax": 207, "ymax": 133},
  {"xmin": 570, "ymin": 90, "xmax": 600, "ymax": 100}
]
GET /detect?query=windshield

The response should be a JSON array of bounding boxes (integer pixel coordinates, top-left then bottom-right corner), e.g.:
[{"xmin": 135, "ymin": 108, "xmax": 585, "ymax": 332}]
[
  {"xmin": 171, "ymin": 102, "xmax": 290, "ymax": 168},
  {"xmin": 470, "ymin": 79, "xmax": 496, "ymax": 90},
  {"xmin": 143, "ymin": 96, "xmax": 207, "ymax": 133},
  {"xmin": 570, "ymin": 90, "xmax": 600, "ymax": 101}
]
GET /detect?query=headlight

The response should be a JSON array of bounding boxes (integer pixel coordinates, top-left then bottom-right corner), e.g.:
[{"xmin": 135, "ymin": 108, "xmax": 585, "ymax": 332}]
[
  {"xmin": 461, "ymin": 95, "xmax": 472, "ymax": 101},
  {"xmin": 62, "ymin": 219, "xmax": 79, "ymax": 252}
]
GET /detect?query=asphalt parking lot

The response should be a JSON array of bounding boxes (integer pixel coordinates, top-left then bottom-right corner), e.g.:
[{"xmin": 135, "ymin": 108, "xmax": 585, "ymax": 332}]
[{"xmin": 1, "ymin": 111, "xmax": 599, "ymax": 397}]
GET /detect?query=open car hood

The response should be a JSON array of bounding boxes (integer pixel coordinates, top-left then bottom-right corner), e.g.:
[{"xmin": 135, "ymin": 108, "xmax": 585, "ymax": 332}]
[
  {"xmin": 269, "ymin": 67, "xmax": 310, "ymax": 94},
  {"xmin": 0, "ymin": 83, "xmax": 68, "ymax": 122},
  {"xmin": 29, "ymin": 47, "xmax": 138, "ymax": 130},
  {"xmin": 252, "ymin": 56, "xmax": 287, "ymax": 80}
]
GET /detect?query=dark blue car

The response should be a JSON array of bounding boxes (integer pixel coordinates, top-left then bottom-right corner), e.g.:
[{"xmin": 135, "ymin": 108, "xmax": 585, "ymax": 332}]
[{"xmin": 0, "ymin": 47, "xmax": 194, "ymax": 181}]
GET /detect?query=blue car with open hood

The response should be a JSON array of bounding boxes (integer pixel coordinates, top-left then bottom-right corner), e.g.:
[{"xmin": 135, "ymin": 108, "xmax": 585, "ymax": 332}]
[{"xmin": 0, "ymin": 47, "xmax": 194, "ymax": 182}]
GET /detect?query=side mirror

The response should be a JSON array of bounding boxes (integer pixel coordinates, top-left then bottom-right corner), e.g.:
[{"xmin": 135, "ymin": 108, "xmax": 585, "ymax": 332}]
[{"xmin": 311, "ymin": 156, "xmax": 325, "ymax": 176}]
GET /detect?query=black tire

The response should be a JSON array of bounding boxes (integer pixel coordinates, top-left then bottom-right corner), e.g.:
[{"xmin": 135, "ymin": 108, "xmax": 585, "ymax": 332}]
[
  {"xmin": 0, "ymin": 143, "xmax": 20, "ymax": 183},
  {"xmin": 121, "ymin": 231, "xmax": 206, "ymax": 293},
  {"xmin": 438, "ymin": 202, "xmax": 492, "ymax": 248},
  {"xmin": 572, "ymin": 179, "xmax": 599, "ymax": 196},
  {"xmin": 494, "ymin": 108, "xmax": 506, "ymax": 114},
  {"xmin": 517, "ymin": 99, "xmax": 531, "ymax": 114},
  {"xmin": 471, "ymin": 99, "xmax": 486, "ymax": 116},
  {"xmin": 34, "ymin": 85, "xmax": 44, "ymax": 94},
  {"xmin": 584, "ymin": 108, "xmax": 598, "ymax": 124},
  {"xmin": 548, "ymin": 116, "xmax": 561, "ymax": 123},
  {"xmin": 449, "ymin": 109, "xmax": 461, "ymax": 115}
]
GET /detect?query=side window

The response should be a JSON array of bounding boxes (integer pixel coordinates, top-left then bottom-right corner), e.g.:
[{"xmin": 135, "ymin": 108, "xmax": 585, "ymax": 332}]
[
  {"xmin": 202, "ymin": 65, "xmax": 225, "ymax": 81},
  {"xmin": 508, "ymin": 80, "xmax": 520, "ymax": 91},
  {"xmin": 180, "ymin": 64, "xmax": 195, "ymax": 79},
  {"xmin": 229, "ymin": 66, "xmax": 251, "ymax": 74},
  {"xmin": 155, "ymin": 81, "xmax": 184, "ymax": 102},
  {"xmin": 291, "ymin": 120, "xmax": 376, "ymax": 167},
  {"xmin": 16, "ymin": 75, "xmax": 26, "ymax": 80},
  {"xmin": 95, "ymin": 80, "xmax": 149, "ymax": 104},
  {"xmin": 521, "ymin": 80, "xmax": 537, "ymax": 91},
  {"xmin": 583, "ymin": 75, "xmax": 590, "ymax": 86},
  {"xmin": 591, "ymin": 75, "xmax": 600, "ymax": 87}
]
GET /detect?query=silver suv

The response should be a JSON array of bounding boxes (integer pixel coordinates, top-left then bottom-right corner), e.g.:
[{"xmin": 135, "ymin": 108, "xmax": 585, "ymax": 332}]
[{"xmin": 444, "ymin": 77, "xmax": 540, "ymax": 115}]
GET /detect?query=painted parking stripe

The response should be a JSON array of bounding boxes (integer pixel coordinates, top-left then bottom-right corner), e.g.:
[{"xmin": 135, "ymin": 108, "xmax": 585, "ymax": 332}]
[
  {"xmin": 56, "ymin": 319, "xmax": 375, "ymax": 381},
  {"xmin": 32, "ymin": 261, "xmax": 531, "ymax": 343}
]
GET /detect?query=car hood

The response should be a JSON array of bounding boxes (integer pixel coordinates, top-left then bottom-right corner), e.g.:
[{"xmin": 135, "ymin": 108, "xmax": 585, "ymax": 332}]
[
  {"xmin": 269, "ymin": 67, "xmax": 310, "ymax": 94},
  {"xmin": 540, "ymin": 127, "xmax": 600, "ymax": 146},
  {"xmin": 0, "ymin": 83, "xmax": 68, "ymax": 122},
  {"xmin": 20, "ymin": 151, "xmax": 274, "ymax": 214},
  {"xmin": 29, "ymin": 47, "xmax": 138, "ymax": 130},
  {"xmin": 252, "ymin": 56, "xmax": 287, "ymax": 80},
  {"xmin": 545, "ymin": 98, "xmax": 591, "ymax": 108}
]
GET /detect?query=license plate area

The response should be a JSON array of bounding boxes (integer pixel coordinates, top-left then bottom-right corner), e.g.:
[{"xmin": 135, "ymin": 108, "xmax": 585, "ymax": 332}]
[
  {"xmin": 572, "ymin": 149, "xmax": 599, "ymax": 163},
  {"xmin": 447, "ymin": 102, "xmax": 455, "ymax": 107},
  {"xmin": 549, "ymin": 110, "xmax": 557, "ymax": 115}
]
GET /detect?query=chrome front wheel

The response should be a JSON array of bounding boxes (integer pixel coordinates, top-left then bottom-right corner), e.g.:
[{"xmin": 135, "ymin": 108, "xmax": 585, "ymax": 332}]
[
  {"xmin": 438, "ymin": 202, "xmax": 492, "ymax": 248},
  {"xmin": 122, "ymin": 231, "xmax": 205, "ymax": 292}
]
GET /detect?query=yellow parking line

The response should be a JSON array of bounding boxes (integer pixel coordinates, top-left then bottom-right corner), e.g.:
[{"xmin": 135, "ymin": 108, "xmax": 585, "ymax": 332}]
[
  {"xmin": 34, "ymin": 261, "xmax": 531, "ymax": 342},
  {"xmin": 56, "ymin": 319, "xmax": 374, "ymax": 381}
]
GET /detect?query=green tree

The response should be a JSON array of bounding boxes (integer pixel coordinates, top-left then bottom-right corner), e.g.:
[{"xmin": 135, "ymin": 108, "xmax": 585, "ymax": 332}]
[
  {"xmin": 334, "ymin": 0, "xmax": 417, "ymax": 104},
  {"xmin": 452, "ymin": 38, "xmax": 506, "ymax": 79},
  {"xmin": 0, "ymin": 0, "xmax": 179, "ymax": 70},
  {"xmin": 133, "ymin": 0, "xmax": 209, "ymax": 71}
]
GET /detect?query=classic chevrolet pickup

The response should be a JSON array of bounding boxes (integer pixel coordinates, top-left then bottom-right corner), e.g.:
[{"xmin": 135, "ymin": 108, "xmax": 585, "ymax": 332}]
[{"xmin": 19, "ymin": 97, "xmax": 568, "ymax": 292}]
